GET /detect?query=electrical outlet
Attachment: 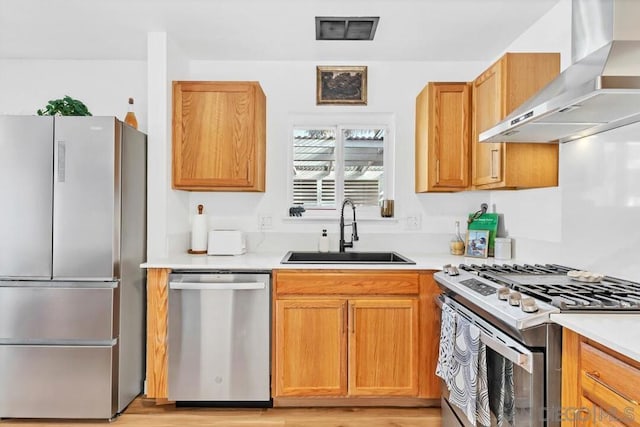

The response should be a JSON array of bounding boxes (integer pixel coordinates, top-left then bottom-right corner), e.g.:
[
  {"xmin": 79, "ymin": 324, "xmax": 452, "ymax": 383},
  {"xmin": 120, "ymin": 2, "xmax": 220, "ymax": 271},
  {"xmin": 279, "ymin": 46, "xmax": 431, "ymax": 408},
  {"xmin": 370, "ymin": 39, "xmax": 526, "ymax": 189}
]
[
  {"xmin": 406, "ymin": 215, "xmax": 421, "ymax": 230},
  {"xmin": 259, "ymin": 216, "xmax": 273, "ymax": 230}
]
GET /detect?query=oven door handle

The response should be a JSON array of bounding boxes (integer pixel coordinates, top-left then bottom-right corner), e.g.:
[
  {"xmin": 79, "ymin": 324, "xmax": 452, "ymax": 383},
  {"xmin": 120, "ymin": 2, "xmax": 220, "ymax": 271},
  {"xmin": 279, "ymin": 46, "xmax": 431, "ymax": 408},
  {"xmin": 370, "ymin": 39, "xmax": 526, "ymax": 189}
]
[
  {"xmin": 436, "ymin": 294, "xmax": 535, "ymax": 373},
  {"xmin": 480, "ymin": 333, "xmax": 533, "ymax": 373}
]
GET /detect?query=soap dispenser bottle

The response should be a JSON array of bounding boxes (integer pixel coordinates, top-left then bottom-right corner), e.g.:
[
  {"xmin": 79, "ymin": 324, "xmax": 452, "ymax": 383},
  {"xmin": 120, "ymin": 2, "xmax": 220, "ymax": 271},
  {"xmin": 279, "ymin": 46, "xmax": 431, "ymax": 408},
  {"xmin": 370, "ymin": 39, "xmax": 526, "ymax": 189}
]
[{"xmin": 318, "ymin": 229, "xmax": 330, "ymax": 252}]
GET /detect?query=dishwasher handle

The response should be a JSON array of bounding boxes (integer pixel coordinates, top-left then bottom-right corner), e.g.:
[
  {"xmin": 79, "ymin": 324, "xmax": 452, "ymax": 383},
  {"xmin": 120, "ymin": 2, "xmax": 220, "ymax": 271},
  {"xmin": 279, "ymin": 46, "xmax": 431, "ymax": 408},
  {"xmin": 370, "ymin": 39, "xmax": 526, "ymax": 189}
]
[{"xmin": 169, "ymin": 281, "xmax": 266, "ymax": 291}]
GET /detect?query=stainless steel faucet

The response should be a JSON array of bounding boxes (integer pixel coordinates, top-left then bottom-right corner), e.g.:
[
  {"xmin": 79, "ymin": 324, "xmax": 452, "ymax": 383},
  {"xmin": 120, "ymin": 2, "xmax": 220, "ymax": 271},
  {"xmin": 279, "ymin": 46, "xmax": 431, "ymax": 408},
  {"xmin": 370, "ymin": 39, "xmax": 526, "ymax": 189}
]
[{"xmin": 339, "ymin": 198, "xmax": 359, "ymax": 252}]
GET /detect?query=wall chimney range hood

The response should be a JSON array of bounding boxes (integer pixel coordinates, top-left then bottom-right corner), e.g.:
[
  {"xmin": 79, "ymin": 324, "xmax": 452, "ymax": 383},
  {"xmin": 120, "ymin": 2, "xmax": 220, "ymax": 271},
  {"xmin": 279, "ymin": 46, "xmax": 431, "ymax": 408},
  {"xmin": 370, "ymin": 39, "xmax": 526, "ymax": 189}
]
[{"xmin": 480, "ymin": 0, "xmax": 640, "ymax": 144}]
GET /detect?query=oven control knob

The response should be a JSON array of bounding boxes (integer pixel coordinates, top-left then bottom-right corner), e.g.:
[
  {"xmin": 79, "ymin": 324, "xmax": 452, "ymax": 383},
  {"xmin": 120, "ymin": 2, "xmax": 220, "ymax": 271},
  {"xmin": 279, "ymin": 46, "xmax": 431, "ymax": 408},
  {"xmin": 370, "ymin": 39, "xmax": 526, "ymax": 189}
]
[
  {"xmin": 497, "ymin": 287, "xmax": 510, "ymax": 301},
  {"xmin": 508, "ymin": 292, "xmax": 522, "ymax": 306},
  {"xmin": 521, "ymin": 297, "xmax": 539, "ymax": 313}
]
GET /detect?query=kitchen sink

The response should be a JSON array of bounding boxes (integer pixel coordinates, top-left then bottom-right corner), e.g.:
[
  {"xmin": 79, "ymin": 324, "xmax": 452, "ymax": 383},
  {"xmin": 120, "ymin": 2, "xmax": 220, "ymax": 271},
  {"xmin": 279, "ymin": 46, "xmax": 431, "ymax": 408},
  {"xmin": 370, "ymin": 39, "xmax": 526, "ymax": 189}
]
[{"xmin": 280, "ymin": 251, "xmax": 415, "ymax": 265}]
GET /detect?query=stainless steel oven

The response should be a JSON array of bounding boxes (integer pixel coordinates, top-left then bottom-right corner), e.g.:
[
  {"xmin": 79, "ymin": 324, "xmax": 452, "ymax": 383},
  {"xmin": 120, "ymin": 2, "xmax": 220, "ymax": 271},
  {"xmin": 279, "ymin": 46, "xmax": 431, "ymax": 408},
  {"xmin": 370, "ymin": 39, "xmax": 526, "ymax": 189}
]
[
  {"xmin": 435, "ymin": 263, "xmax": 640, "ymax": 427},
  {"xmin": 437, "ymin": 295, "xmax": 547, "ymax": 427}
]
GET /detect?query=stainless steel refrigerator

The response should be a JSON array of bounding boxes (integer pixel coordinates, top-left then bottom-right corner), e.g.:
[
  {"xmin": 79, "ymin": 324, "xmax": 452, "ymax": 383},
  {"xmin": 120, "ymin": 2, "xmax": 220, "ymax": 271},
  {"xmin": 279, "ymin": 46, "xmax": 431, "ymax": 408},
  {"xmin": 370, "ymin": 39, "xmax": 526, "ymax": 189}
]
[{"xmin": 0, "ymin": 115, "xmax": 146, "ymax": 419}]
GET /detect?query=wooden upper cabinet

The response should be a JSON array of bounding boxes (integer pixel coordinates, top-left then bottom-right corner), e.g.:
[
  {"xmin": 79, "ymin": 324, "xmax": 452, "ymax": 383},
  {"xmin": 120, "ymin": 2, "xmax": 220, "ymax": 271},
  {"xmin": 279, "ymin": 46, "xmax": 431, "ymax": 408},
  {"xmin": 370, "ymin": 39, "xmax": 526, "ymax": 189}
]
[
  {"xmin": 172, "ymin": 81, "xmax": 266, "ymax": 191},
  {"xmin": 415, "ymin": 82, "xmax": 470, "ymax": 192},
  {"xmin": 472, "ymin": 53, "xmax": 560, "ymax": 189}
]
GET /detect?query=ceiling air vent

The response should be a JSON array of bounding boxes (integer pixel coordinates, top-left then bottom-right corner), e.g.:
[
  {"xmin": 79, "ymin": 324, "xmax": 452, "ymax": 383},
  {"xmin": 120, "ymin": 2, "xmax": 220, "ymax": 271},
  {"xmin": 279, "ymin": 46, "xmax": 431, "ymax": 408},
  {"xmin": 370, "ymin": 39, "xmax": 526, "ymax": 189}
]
[{"xmin": 315, "ymin": 17, "xmax": 379, "ymax": 41}]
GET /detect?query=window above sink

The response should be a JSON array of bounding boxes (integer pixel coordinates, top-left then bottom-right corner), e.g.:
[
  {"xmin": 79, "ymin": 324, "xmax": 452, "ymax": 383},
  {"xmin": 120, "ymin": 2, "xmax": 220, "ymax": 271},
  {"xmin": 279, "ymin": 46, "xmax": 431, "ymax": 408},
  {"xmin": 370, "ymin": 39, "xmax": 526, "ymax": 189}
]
[{"xmin": 287, "ymin": 113, "xmax": 395, "ymax": 220}]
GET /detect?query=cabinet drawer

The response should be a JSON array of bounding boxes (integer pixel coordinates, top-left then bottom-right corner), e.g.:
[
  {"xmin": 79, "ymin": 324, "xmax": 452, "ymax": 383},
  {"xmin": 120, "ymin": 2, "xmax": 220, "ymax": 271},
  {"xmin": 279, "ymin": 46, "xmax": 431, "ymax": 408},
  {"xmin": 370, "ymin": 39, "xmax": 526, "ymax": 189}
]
[
  {"xmin": 580, "ymin": 395, "xmax": 628, "ymax": 427},
  {"xmin": 580, "ymin": 342, "xmax": 640, "ymax": 426},
  {"xmin": 274, "ymin": 270, "xmax": 419, "ymax": 295}
]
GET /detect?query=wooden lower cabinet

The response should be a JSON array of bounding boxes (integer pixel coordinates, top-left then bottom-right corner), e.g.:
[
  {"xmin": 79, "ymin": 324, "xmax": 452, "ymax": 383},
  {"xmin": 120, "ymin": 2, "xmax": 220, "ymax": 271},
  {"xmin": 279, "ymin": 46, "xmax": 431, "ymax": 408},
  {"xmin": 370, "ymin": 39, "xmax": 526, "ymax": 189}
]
[
  {"xmin": 578, "ymin": 395, "xmax": 628, "ymax": 427},
  {"xmin": 275, "ymin": 297, "xmax": 418, "ymax": 398},
  {"xmin": 275, "ymin": 299, "xmax": 347, "ymax": 396},
  {"xmin": 349, "ymin": 299, "xmax": 418, "ymax": 396},
  {"xmin": 562, "ymin": 329, "xmax": 640, "ymax": 427},
  {"xmin": 273, "ymin": 270, "xmax": 439, "ymax": 405}
]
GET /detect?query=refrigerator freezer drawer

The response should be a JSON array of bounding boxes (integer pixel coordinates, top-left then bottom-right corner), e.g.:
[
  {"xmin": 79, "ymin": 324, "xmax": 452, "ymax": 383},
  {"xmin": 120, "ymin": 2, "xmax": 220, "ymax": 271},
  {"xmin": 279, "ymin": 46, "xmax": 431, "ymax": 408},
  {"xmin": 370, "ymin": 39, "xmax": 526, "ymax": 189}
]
[
  {"xmin": 0, "ymin": 285, "xmax": 115, "ymax": 342},
  {"xmin": 0, "ymin": 344, "xmax": 116, "ymax": 419}
]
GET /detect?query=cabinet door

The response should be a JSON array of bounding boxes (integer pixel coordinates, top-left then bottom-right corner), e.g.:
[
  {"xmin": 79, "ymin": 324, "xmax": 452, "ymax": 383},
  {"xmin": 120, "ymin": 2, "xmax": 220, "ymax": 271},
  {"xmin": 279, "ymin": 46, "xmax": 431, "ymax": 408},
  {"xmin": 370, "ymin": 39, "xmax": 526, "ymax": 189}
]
[
  {"xmin": 472, "ymin": 53, "xmax": 560, "ymax": 190},
  {"xmin": 415, "ymin": 82, "xmax": 470, "ymax": 192},
  {"xmin": 275, "ymin": 299, "xmax": 347, "ymax": 397},
  {"xmin": 172, "ymin": 81, "xmax": 266, "ymax": 191},
  {"xmin": 349, "ymin": 299, "xmax": 418, "ymax": 396},
  {"xmin": 472, "ymin": 61, "xmax": 504, "ymax": 187}
]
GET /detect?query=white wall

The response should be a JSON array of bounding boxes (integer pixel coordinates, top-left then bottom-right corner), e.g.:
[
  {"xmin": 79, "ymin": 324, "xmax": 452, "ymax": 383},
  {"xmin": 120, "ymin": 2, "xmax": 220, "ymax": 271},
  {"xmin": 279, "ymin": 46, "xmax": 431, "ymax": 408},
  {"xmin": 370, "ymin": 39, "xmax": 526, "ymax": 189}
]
[
  {"xmin": 0, "ymin": 59, "xmax": 147, "ymax": 129},
  {"xmin": 491, "ymin": 0, "xmax": 640, "ymax": 281},
  {"xmin": 179, "ymin": 60, "xmax": 489, "ymax": 253}
]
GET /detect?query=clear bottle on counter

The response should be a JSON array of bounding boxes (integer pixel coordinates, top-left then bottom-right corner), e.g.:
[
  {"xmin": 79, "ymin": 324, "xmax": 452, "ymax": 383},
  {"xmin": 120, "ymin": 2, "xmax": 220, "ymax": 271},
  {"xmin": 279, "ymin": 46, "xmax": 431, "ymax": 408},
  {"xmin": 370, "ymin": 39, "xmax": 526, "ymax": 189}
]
[
  {"xmin": 449, "ymin": 221, "xmax": 465, "ymax": 255},
  {"xmin": 124, "ymin": 97, "xmax": 138, "ymax": 129}
]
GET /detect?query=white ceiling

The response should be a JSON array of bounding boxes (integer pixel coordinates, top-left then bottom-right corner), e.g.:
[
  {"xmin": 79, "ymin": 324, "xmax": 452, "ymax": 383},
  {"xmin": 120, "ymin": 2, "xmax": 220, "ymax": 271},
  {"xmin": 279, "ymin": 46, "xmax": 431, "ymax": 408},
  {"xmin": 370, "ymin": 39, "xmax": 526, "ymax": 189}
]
[{"xmin": 0, "ymin": 0, "xmax": 562, "ymax": 61}]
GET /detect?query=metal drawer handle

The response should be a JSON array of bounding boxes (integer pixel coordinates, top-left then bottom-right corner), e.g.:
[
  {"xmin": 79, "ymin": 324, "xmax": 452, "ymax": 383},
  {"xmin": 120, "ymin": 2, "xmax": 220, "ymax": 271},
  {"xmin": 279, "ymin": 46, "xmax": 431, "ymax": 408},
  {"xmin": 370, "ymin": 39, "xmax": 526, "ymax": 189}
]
[
  {"xmin": 490, "ymin": 148, "xmax": 499, "ymax": 179},
  {"xmin": 585, "ymin": 371, "xmax": 639, "ymax": 405},
  {"xmin": 169, "ymin": 281, "xmax": 265, "ymax": 290},
  {"xmin": 573, "ymin": 408, "xmax": 589, "ymax": 427}
]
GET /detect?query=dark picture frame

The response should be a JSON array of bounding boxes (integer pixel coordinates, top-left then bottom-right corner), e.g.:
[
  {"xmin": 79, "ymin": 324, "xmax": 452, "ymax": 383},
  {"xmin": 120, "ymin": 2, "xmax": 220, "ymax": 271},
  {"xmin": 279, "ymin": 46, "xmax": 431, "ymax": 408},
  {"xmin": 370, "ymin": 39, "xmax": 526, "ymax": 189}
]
[
  {"xmin": 465, "ymin": 229, "xmax": 490, "ymax": 258},
  {"xmin": 316, "ymin": 66, "xmax": 368, "ymax": 105}
]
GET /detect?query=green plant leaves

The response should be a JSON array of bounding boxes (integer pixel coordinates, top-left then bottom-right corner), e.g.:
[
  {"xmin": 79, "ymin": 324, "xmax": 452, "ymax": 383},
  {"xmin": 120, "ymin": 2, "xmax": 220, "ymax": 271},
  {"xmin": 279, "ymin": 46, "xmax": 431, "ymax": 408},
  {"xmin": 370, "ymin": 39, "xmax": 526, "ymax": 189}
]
[{"xmin": 37, "ymin": 95, "xmax": 92, "ymax": 116}]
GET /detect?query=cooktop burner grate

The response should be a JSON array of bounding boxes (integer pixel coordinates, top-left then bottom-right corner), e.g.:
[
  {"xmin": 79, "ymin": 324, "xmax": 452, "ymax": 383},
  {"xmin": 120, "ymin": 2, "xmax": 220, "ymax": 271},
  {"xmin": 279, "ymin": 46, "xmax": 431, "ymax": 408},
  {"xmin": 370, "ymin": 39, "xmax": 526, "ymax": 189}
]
[{"xmin": 459, "ymin": 263, "xmax": 640, "ymax": 311}]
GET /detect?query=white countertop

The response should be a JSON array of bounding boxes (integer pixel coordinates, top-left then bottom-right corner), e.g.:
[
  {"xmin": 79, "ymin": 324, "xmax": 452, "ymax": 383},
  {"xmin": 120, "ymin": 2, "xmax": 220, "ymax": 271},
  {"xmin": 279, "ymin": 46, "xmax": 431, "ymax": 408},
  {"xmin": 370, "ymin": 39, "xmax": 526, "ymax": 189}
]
[
  {"xmin": 141, "ymin": 251, "xmax": 470, "ymax": 270},
  {"xmin": 551, "ymin": 313, "xmax": 640, "ymax": 363}
]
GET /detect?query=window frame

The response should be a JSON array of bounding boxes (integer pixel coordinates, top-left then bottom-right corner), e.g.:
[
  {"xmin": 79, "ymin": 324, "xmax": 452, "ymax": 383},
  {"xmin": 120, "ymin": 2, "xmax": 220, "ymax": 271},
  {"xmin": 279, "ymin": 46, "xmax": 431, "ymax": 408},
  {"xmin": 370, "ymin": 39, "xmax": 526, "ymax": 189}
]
[{"xmin": 288, "ymin": 113, "xmax": 395, "ymax": 219}]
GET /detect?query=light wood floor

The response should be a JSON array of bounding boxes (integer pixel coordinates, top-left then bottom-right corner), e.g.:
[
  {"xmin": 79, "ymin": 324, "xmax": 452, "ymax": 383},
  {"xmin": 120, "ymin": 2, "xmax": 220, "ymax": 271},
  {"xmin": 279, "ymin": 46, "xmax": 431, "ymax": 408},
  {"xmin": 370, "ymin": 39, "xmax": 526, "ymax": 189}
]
[{"xmin": 0, "ymin": 396, "xmax": 442, "ymax": 427}]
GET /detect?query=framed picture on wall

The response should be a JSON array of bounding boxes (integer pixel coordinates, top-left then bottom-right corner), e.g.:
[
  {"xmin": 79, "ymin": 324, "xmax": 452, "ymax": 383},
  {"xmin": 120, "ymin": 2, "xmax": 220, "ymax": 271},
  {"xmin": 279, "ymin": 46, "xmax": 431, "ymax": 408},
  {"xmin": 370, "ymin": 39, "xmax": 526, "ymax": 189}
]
[
  {"xmin": 316, "ymin": 66, "xmax": 367, "ymax": 105},
  {"xmin": 465, "ymin": 229, "xmax": 490, "ymax": 258}
]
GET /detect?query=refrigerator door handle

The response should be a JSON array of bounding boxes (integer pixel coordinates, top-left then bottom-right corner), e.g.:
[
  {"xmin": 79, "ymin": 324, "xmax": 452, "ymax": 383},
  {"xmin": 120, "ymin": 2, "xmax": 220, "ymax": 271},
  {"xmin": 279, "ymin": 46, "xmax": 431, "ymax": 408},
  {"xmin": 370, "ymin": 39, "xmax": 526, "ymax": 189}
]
[{"xmin": 57, "ymin": 141, "xmax": 66, "ymax": 182}]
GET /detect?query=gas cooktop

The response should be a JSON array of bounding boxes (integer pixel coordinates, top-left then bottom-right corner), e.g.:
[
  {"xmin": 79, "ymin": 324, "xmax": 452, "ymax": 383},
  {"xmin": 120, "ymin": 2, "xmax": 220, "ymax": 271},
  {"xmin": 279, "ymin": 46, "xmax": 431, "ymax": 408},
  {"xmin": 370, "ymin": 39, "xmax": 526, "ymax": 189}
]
[
  {"xmin": 434, "ymin": 263, "xmax": 640, "ymax": 334},
  {"xmin": 459, "ymin": 263, "xmax": 640, "ymax": 311}
]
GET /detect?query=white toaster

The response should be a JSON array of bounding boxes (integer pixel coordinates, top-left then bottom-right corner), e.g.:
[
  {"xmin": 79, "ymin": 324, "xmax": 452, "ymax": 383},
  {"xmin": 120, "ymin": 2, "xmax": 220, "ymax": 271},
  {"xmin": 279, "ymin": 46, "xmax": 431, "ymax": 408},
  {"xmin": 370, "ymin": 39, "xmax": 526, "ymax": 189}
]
[{"xmin": 207, "ymin": 230, "xmax": 246, "ymax": 255}]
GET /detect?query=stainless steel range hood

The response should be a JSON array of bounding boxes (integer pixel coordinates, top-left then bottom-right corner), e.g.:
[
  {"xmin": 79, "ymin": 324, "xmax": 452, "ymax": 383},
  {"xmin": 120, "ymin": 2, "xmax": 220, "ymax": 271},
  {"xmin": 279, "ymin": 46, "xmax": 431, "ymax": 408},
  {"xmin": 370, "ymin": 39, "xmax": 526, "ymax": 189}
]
[{"xmin": 480, "ymin": 0, "xmax": 640, "ymax": 144}]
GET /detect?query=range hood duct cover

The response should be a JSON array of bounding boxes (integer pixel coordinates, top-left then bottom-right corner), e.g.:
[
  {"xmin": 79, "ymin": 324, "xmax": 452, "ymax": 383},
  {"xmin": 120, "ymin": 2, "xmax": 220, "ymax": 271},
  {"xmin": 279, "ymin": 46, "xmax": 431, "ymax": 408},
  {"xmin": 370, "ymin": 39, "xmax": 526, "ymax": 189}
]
[{"xmin": 480, "ymin": 0, "xmax": 640, "ymax": 144}]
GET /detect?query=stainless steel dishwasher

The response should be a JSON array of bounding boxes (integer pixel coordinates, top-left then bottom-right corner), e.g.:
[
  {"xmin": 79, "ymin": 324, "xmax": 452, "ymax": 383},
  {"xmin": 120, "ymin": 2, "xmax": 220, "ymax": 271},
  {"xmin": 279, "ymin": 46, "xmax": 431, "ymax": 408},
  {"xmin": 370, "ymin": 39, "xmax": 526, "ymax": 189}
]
[{"xmin": 168, "ymin": 271, "xmax": 271, "ymax": 405}]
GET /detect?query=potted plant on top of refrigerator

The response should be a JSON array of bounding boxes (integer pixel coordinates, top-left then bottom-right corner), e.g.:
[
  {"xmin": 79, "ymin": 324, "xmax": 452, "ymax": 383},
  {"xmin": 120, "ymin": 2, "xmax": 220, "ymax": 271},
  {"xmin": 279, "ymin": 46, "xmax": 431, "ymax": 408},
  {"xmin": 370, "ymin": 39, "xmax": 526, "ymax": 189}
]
[{"xmin": 37, "ymin": 95, "xmax": 92, "ymax": 116}]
